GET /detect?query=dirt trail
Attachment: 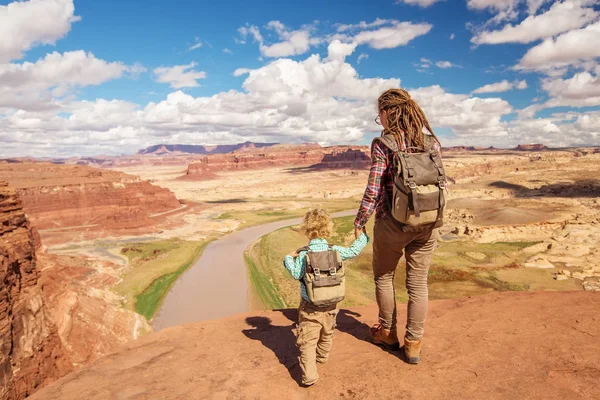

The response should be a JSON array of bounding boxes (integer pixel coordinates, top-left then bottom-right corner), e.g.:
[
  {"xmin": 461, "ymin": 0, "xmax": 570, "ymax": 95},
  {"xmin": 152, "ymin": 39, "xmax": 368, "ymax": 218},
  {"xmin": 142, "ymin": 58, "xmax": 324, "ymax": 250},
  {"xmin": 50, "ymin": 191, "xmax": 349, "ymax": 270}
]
[
  {"xmin": 32, "ymin": 291, "xmax": 600, "ymax": 400},
  {"xmin": 153, "ymin": 210, "xmax": 356, "ymax": 330}
]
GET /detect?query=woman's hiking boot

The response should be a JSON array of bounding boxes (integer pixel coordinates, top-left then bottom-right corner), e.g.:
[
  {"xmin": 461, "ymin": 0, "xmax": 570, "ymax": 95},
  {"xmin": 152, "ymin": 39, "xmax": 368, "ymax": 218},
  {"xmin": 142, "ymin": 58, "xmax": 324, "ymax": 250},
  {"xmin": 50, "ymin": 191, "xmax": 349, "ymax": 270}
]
[
  {"xmin": 369, "ymin": 324, "xmax": 399, "ymax": 350},
  {"xmin": 404, "ymin": 337, "xmax": 422, "ymax": 364}
]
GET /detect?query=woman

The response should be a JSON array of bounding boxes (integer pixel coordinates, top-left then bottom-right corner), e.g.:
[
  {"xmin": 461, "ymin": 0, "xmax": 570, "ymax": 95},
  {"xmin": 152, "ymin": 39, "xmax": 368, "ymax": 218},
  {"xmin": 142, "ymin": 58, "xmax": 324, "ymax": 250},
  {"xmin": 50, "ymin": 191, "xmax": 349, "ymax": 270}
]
[{"xmin": 354, "ymin": 88, "xmax": 442, "ymax": 364}]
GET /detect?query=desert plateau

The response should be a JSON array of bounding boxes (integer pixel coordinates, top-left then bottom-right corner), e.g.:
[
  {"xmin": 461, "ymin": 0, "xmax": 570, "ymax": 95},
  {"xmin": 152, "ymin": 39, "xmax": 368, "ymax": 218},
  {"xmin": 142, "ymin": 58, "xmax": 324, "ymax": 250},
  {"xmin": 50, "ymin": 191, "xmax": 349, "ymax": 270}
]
[
  {"xmin": 3, "ymin": 1, "xmax": 600, "ymax": 398},
  {"xmin": 2, "ymin": 142, "xmax": 599, "ymax": 399}
]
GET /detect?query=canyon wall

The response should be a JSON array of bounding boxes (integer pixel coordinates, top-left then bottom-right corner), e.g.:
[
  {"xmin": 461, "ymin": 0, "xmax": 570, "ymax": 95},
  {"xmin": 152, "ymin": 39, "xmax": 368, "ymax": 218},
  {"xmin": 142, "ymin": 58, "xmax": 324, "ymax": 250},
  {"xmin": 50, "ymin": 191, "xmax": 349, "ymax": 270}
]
[
  {"xmin": 186, "ymin": 145, "xmax": 370, "ymax": 178},
  {"xmin": 37, "ymin": 253, "xmax": 151, "ymax": 369},
  {"xmin": 137, "ymin": 141, "xmax": 278, "ymax": 155},
  {"xmin": 0, "ymin": 182, "xmax": 70, "ymax": 400},
  {"xmin": 312, "ymin": 148, "xmax": 371, "ymax": 169},
  {"xmin": 0, "ymin": 163, "xmax": 182, "ymax": 231}
]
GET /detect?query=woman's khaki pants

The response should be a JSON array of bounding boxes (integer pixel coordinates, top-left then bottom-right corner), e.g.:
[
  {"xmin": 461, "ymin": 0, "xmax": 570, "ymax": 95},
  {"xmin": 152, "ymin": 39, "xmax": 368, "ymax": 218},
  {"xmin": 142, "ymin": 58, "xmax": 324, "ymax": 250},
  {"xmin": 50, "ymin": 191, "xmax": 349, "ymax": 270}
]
[{"xmin": 372, "ymin": 216, "xmax": 438, "ymax": 341}]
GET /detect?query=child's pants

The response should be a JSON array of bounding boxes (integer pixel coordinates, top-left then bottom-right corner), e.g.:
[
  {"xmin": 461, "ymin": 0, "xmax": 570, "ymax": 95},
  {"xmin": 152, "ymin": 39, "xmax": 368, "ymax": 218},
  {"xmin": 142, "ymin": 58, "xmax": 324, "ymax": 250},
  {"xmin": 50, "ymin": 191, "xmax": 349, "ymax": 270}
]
[{"xmin": 296, "ymin": 299, "xmax": 338, "ymax": 385}]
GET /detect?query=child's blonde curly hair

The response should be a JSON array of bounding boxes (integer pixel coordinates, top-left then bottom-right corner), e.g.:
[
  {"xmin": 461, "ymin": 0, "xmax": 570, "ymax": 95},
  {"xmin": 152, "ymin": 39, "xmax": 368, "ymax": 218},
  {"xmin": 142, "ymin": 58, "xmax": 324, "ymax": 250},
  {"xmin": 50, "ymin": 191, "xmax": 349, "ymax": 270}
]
[{"xmin": 300, "ymin": 209, "xmax": 333, "ymax": 240}]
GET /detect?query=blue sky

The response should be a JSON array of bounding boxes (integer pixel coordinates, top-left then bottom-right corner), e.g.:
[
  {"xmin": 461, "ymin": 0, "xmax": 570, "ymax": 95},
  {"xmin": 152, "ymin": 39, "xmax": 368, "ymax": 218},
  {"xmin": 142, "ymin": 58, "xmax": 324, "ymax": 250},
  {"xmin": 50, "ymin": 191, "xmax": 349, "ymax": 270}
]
[{"xmin": 0, "ymin": 0, "xmax": 599, "ymax": 156}]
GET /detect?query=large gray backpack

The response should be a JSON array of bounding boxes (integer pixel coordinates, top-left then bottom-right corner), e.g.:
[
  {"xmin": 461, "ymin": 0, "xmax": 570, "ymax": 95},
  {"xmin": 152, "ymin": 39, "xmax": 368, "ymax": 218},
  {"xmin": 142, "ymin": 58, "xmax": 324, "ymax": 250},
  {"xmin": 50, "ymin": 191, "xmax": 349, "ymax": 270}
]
[
  {"xmin": 298, "ymin": 246, "xmax": 345, "ymax": 306},
  {"xmin": 372, "ymin": 133, "xmax": 447, "ymax": 227}
]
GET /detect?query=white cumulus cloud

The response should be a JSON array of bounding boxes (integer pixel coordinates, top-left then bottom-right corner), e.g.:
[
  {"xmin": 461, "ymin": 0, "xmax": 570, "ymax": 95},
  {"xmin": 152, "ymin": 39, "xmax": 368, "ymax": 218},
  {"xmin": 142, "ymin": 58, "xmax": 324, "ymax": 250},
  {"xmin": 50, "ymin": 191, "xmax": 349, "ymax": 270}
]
[
  {"xmin": 350, "ymin": 21, "xmax": 433, "ymax": 49},
  {"xmin": 325, "ymin": 40, "xmax": 358, "ymax": 62},
  {"xmin": 1, "ymin": 49, "xmax": 537, "ymax": 157},
  {"xmin": 541, "ymin": 69, "xmax": 600, "ymax": 108},
  {"xmin": 0, "ymin": 0, "xmax": 81, "ymax": 63},
  {"xmin": 153, "ymin": 62, "xmax": 206, "ymax": 89},
  {"xmin": 472, "ymin": 0, "xmax": 598, "ymax": 45},
  {"xmin": 395, "ymin": 0, "xmax": 445, "ymax": 7},
  {"xmin": 467, "ymin": 0, "xmax": 521, "ymax": 25},
  {"xmin": 517, "ymin": 20, "xmax": 600, "ymax": 72},
  {"xmin": 238, "ymin": 21, "xmax": 318, "ymax": 58},
  {"xmin": 473, "ymin": 79, "xmax": 528, "ymax": 93},
  {"xmin": 336, "ymin": 18, "xmax": 391, "ymax": 33},
  {"xmin": 436, "ymin": 61, "xmax": 455, "ymax": 68},
  {"xmin": 0, "ymin": 51, "xmax": 137, "ymax": 111}
]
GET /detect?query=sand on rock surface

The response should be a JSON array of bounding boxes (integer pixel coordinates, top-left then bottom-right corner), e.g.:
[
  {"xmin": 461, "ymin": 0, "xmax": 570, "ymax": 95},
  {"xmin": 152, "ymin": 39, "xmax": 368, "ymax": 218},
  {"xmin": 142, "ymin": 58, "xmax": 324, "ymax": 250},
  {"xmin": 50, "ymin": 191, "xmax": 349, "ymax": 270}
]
[{"xmin": 31, "ymin": 291, "xmax": 600, "ymax": 400}]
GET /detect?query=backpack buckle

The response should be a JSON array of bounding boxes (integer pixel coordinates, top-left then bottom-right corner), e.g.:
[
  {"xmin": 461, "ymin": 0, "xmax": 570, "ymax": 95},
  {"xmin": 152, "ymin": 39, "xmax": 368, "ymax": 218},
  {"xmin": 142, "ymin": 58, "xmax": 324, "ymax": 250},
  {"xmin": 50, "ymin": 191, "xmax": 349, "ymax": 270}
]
[
  {"xmin": 408, "ymin": 181, "xmax": 417, "ymax": 189},
  {"xmin": 314, "ymin": 268, "xmax": 320, "ymax": 276},
  {"xmin": 329, "ymin": 268, "xmax": 337, "ymax": 276}
]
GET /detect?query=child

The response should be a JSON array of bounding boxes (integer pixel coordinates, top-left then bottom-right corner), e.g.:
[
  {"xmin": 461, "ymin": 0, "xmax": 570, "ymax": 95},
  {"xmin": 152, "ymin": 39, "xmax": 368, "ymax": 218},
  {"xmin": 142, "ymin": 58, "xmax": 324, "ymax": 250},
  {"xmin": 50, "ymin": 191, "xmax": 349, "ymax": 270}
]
[{"xmin": 283, "ymin": 209, "xmax": 369, "ymax": 386}]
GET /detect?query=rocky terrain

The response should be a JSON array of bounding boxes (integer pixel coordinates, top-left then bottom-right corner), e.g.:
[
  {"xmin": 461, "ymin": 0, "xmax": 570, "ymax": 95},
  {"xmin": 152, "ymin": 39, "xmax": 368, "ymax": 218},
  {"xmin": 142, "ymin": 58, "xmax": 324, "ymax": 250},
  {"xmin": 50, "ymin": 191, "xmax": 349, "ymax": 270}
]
[
  {"xmin": 0, "ymin": 181, "xmax": 151, "ymax": 400},
  {"xmin": 30, "ymin": 291, "xmax": 600, "ymax": 399},
  {"xmin": 185, "ymin": 144, "xmax": 370, "ymax": 179},
  {"xmin": 0, "ymin": 182, "xmax": 70, "ymax": 400},
  {"xmin": 37, "ymin": 252, "xmax": 152, "ymax": 369},
  {"xmin": 2, "ymin": 143, "xmax": 599, "ymax": 399},
  {"xmin": 0, "ymin": 163, "xmax": 183, "ymax": 243},
  {"xmin": 515, "ymin": 143, "xmax": 548, "ymax": 151}
]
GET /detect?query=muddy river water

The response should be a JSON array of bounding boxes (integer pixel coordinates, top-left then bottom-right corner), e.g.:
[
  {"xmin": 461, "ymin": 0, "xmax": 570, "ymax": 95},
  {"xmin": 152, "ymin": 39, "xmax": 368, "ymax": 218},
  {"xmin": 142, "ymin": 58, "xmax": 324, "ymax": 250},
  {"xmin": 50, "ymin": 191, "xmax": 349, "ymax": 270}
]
[{"xmin": 153, "ymin": 210, "xmax": 356, "ymax": 330}]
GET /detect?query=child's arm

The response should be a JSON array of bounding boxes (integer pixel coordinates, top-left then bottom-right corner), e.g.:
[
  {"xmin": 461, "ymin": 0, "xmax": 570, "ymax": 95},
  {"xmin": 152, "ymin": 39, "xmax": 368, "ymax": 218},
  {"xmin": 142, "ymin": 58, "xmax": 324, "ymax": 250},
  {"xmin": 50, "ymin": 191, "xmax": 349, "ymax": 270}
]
[
  {"xmin": 283, "ymin": 250, "xmax": 307, "ymax": 280},
  {"xmin": 332, "ymin": 232, "xmax": 369, "ymax": 261}
]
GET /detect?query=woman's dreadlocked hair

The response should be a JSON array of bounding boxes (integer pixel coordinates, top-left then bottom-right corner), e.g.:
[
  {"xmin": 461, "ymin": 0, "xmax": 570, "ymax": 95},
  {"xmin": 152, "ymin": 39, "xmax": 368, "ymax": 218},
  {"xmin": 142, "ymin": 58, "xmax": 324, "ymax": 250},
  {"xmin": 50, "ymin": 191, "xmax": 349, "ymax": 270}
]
[{"xmin": 378, "ymin": 88, "xmax": 438, "ymax": 152}]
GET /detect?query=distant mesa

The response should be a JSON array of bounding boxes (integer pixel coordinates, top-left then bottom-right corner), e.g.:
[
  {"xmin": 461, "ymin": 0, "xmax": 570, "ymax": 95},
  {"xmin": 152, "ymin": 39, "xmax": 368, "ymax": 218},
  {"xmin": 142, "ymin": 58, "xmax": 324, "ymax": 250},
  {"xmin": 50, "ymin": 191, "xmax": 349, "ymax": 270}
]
[
  {"xmin": 309, "ymin": 148, "xmax": 371, "ymax": 170},
  {"xmin": 444, "ymin": 146, "xmax": 495, "ymax": 152},
  {"xmin": 185, "ymin": 145, "xmax": 370, "ymax": 179},
  {"xmin": 515, "ymin": 144, "xmax": 548, "ymax": 151},
  {"xmin": 137, "ymin": 142, "xmax": 279, "ymax": 155}
]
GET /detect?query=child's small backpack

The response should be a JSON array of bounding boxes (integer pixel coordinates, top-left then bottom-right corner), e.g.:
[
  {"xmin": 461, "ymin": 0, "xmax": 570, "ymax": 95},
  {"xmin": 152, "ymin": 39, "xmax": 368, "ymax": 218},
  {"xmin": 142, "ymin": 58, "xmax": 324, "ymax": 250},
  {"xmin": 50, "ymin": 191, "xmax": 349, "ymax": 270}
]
[{"xmin": 297, "ymin": 246, "xmax": 345, "ymax": 306}]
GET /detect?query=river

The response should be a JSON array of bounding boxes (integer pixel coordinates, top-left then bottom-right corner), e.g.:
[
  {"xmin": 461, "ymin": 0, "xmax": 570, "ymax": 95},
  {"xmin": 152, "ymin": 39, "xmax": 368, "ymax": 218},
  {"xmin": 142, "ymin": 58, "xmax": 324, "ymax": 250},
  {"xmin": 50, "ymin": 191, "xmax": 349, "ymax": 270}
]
[{"xmin": 153, "ymin": 210, "xmax": 356, "ymax": 330}]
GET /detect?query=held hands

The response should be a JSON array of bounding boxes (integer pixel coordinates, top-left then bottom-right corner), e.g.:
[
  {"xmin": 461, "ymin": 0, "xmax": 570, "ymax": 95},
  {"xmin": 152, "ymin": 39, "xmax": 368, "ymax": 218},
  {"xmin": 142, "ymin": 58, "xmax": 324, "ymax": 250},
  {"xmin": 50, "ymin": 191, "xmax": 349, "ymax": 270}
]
[
  {"xmin": 354, "ymin": 226, "xmax": 366, "ymax": 239},
  {"xmin": 288, "ymin": 251, "xmax": 299, "ymax": 258}
]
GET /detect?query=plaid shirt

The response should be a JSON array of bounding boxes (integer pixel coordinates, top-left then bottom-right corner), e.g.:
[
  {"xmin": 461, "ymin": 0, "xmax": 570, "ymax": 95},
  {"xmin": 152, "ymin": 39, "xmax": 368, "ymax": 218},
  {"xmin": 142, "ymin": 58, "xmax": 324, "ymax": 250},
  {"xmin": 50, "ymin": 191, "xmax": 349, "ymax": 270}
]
[{"xmin": 354, "ymin": 135, "xmax": 442, "ymax": 229}]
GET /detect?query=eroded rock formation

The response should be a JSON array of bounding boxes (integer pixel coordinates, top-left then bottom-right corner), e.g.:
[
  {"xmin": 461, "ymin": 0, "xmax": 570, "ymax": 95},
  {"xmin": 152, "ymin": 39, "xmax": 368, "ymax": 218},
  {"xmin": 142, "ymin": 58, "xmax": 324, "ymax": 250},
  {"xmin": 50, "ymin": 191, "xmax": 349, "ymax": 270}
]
[
  {"xmin": 138, "ymin": 141, "xmax": 278, "ymax": 155},
  {"xmin": 312, "ymin": 149, "xmax": 371, "ymax": 170},
  {"xmin": 37, "ymin": 253, "xmax": 151, "ymax": 368},
  {"xmin": 516, "ymin": 144, "xmax": 548, "ymax": 151},
  {"xmin": 0, "ymin": 182, "xmax": 70, "ymax": 400},
  {"xmin": 186, "ymin": 145, "xmax": 370, "ymax": 178},
  {"xmin": 0, "ymin": 163, "xmax": 182, "ymax": 231}
]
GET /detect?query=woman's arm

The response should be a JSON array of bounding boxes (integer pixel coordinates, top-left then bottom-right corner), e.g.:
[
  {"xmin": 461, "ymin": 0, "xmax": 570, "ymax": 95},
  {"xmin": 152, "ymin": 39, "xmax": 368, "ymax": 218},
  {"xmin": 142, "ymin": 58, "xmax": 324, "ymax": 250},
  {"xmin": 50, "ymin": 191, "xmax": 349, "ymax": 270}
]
[{"xmin": 354, "ymin": 141, "xmax": 388, "ymax": 231}]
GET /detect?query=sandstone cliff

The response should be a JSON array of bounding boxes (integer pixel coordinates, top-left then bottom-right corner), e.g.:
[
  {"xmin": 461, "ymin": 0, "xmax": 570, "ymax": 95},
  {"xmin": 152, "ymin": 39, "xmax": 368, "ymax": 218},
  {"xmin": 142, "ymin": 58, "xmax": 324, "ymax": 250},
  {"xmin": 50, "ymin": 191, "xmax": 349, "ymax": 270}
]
[
  {"xmin": 138, "ymin": 141, "xmax": 278, "ymax": 155},
  {"xmin": 516, "ymin": 144, "xmax": 548, "ymax": 151},
  {"xmin": 311, "ymin": 148, "xmax": 371, "ymax": 170},
  {"xmin": 37, "ymin": 253, "xmax": 151, "ymax": 368},
  {"xmin": 29, "ymin": 292, "xmax": 600, "ymax": 399},
  {"xmin": 0, "ymin": 163, "xmax": 182, "ymax": 232},
  {"xmin": 0, "ymin": 182, "xmax": 70, "ymax": 400},
  {"xmin": 186, "ymin": 145, "xmax": 370, "ymax": 178}
]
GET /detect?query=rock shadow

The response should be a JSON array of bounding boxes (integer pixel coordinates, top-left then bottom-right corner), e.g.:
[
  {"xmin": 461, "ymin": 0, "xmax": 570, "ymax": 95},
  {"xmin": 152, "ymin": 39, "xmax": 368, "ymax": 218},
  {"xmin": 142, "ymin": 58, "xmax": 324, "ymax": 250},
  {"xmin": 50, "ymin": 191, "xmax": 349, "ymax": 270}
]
[
  {"xmin": 489, "ymin": 179, "xmax": 600, "ymax": 198},
  {"xmin": 242, "ymin": 316, "xmax": 302, "ymax": 386},
  {"xmin": 205, "ymin": 198, "xmax": 248, "ymax": 204}
]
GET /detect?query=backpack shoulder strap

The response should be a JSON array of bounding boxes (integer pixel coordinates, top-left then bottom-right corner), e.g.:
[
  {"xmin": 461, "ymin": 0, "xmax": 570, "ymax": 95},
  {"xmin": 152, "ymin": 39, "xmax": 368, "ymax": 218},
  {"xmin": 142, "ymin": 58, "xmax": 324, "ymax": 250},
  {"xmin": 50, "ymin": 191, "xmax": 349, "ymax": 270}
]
[
  {"xmin": 296, "ymin": 246, "xmax": 309, "ymax": 253},
  {"xmin": 423, "ymin": 134, "xmax": 434, "ymax": 150},
  {"xmin": 371, "ymin": 134, "xmax": 399, "ymax": 154}
]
